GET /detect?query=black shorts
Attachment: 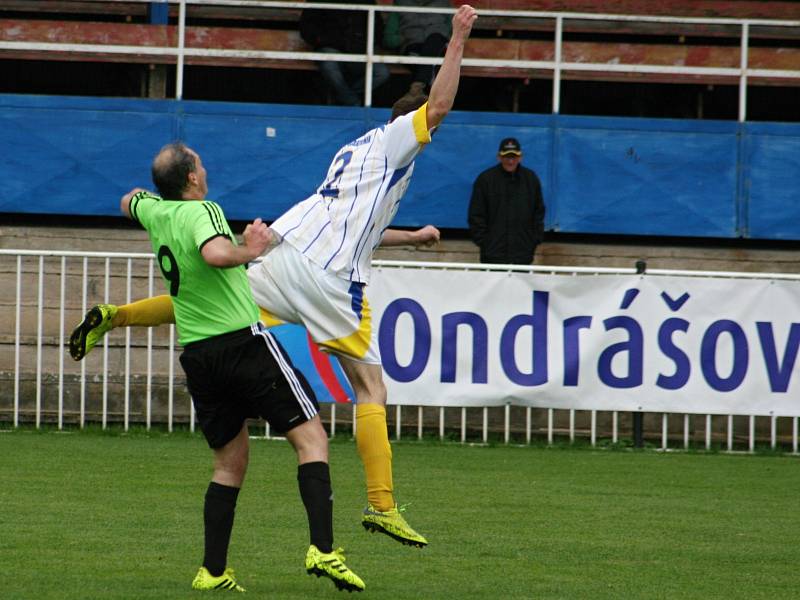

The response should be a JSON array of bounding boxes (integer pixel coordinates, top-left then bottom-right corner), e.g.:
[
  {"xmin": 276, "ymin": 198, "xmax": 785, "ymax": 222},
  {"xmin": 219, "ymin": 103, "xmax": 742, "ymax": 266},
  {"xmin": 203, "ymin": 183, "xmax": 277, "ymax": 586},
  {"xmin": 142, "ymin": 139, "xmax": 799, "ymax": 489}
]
[{"xmin": 179, "ymin": 324, "xmax": 319, "ymax": 449}]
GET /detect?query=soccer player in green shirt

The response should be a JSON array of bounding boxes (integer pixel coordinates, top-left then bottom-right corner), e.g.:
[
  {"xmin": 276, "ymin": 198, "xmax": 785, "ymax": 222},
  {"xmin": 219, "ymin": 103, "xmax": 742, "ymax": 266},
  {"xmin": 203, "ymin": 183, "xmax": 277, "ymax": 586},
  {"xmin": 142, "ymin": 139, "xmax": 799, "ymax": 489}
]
[{"xmin": 121, "ymin": 142, "xmax": 364, "ymax": 593}]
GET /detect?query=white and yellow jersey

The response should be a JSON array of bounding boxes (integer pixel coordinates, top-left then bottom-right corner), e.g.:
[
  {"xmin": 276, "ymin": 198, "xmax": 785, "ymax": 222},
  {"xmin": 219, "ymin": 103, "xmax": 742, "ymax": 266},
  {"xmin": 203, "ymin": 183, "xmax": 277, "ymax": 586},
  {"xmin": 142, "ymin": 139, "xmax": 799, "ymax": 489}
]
[{"xmin": 270, "ymin": 103, "xmax": 432, "ymax": 284}]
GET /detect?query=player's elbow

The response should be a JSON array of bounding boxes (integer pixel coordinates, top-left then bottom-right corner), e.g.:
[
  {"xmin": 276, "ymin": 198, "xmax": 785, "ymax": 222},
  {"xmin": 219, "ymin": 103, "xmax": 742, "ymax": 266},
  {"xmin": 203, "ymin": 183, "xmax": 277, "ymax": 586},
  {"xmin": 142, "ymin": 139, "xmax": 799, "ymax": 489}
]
[
  {"xmin": 425, "ymin": 98, "xmax": 452, "ymax": 129},
  {"xmin": 202, "ymin": 254, "xmax": 229, "ymax": 268},
  {"xmin": 201, "ymin": 249, "xmax": 227, "ymax": 268}
]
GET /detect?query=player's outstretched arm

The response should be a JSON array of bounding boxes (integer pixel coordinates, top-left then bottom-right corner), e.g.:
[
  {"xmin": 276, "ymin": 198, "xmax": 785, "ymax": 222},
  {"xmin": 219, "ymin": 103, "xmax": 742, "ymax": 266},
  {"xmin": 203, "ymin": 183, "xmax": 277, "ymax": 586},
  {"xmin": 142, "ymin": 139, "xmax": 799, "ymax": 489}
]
[
  {"xmin": 381, "ymin": 225, "xmax": 440, "ymax": 247},
  {"xmin": 425, "ymin": 5, "xmax": 477, "ymax": 130}
]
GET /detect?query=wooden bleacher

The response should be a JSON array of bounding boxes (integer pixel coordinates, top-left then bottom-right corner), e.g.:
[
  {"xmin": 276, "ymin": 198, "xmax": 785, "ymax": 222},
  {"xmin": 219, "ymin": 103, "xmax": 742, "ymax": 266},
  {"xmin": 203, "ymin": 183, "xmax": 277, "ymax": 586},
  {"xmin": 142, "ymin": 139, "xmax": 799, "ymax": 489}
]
[
  {"xmin": 5, "ymin": 0, "xmax": 800, "ymax": 26},
  {"xmin": 1, "ymin": 0, "xmax": 799, "ymax": 90}
]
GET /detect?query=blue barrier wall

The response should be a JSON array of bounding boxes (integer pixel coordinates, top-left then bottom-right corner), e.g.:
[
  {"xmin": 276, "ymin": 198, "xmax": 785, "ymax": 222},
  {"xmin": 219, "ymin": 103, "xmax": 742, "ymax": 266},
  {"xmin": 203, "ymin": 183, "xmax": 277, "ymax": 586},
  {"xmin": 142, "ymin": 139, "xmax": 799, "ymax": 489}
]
[{"xmin": 1, "ymin": 94, "xmax": 798, "ymax": 240}]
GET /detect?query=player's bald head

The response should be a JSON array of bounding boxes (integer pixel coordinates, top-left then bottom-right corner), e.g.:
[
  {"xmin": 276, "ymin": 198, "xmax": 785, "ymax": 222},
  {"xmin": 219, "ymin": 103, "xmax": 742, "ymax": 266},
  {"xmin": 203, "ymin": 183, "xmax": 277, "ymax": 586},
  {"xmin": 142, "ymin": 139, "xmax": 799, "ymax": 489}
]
[{"xmin": 151, "ymin": 142, "xmax": 198, "ymax": 199}]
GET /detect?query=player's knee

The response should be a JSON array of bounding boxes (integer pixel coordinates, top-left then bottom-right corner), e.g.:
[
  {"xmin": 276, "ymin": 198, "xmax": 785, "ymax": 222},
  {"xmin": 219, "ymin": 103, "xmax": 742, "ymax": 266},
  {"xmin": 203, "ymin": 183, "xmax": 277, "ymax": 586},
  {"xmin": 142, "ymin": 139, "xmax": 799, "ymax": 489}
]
[
  {"xmin": 287, "ymin": 418, "xmax": 329, "ymax": 462},
  {"xmin": 306, "ymin": 419, "xmax": 329, "ymax": 448},
  {"xmin": 214, "ymin": 452, "xmax": 248, "ymax": 486},
  {"xmin": 362, "ymin": 377, "xmax": 387, "ymax": 405},
  {"xmin": 343, "ymin": 363, "xmax": 387, "ymax": 404}
]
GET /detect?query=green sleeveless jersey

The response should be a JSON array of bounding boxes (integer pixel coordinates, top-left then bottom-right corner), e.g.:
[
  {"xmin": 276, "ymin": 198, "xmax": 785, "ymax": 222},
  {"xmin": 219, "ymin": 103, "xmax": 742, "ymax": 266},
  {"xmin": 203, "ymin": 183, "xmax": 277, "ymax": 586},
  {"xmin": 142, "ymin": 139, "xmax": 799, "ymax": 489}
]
[{"xmin": 130, "ymin": 191, "xmax": 259, "ymax": 345}]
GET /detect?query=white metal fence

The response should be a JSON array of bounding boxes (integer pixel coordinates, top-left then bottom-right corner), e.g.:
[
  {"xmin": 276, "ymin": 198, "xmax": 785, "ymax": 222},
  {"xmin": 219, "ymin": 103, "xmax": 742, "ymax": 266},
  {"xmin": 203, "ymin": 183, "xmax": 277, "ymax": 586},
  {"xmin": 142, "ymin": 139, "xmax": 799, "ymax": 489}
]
[
  {"xmin": 1, "ymin": 0, "xmax": 799, "ymax": 120},
  {"xmin": 1, "ymin": 248, "xmax": 798, "ymax": 453}
]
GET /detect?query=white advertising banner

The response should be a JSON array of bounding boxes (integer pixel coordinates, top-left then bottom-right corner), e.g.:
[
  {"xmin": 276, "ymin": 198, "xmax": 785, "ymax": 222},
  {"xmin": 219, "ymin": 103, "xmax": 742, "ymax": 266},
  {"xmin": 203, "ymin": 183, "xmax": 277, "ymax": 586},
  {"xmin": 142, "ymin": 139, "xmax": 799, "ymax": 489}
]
[{"xmin": 367, "ymin": 268, "xmax": 800, "ymax": 416}]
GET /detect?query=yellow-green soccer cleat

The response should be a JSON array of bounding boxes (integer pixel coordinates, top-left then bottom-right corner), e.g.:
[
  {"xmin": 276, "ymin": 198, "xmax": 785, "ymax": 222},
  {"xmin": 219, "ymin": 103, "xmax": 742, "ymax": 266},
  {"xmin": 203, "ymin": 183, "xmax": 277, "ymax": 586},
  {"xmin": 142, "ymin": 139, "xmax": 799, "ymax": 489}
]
[
  {"xmin": 191, "ymin": 566, "xmax": 245, "ymax": 592},
  {"xmin": 68, "ymin": 304, "xmax": 118, "ymax": 361},
  {"xmin": 362, "ymin": 503, "xmax": 428, "ymax": 548},
  {"xmin": 305, "ymin": 545, "xmax": 365, "ymax": 593}
]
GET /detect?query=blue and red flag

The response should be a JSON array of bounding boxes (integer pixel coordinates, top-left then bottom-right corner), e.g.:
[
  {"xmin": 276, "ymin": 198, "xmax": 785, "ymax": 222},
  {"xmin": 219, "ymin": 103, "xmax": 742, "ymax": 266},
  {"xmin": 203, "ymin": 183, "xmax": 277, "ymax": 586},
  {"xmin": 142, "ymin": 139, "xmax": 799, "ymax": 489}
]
[{"xmin": 269, "ymin": 324, "xmax": 354, "ymax": 403}]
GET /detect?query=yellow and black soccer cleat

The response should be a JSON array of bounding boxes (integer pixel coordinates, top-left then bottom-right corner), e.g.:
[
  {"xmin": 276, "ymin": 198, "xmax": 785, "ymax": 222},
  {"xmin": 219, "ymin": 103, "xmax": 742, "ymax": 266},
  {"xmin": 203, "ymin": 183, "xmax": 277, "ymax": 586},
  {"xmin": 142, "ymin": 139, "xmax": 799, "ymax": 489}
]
[
  {"xmin": 362, "ymin": 503, "xmax": 428, "ymax": 548},
  {"xmin": 305, "ymin": 545, "xmax": 365, "ymax": 592},
  {"xmin": 69, "ymin": 304, "xmax": 118, "ymax": 361},
  {"xmin": 191, "ymin": 566, "xmax": 245, "ymax": 592}
]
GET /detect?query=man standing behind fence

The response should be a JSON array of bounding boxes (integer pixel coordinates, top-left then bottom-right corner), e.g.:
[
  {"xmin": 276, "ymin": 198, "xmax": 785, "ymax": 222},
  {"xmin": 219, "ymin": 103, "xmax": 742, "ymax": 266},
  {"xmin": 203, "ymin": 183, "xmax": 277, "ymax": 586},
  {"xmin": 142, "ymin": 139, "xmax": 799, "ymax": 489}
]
[
  {"xmin": 468, "ymin": 137, "xmax": 546, "ymax": 265},
  {"xmin": 120, "ymin": 142, "xmax": 365, "ymax": 593}
]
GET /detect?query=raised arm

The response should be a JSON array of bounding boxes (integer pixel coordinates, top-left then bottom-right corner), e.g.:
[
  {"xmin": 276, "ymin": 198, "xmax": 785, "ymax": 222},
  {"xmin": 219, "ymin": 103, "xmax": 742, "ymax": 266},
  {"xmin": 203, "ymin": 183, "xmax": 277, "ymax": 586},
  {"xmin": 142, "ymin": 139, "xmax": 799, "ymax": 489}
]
[{"xmin": 425, "ymin": 5, "xmax": 477, "ymax": 130}]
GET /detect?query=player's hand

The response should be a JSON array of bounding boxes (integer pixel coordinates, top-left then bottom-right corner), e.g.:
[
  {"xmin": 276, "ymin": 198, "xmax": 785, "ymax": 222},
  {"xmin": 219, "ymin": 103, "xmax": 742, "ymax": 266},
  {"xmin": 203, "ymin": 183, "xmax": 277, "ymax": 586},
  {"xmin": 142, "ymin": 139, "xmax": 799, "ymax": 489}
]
[
  {"xmin": 243, "ymin": 217, "xmax": 271, "ymax": 259},
  {"xmin": 452, "ymin": 5, "xmax": 477, "ymax": 41},
  {"xmin": 414, "ymin": 225, "xmax": 441, "ymax": 247}
]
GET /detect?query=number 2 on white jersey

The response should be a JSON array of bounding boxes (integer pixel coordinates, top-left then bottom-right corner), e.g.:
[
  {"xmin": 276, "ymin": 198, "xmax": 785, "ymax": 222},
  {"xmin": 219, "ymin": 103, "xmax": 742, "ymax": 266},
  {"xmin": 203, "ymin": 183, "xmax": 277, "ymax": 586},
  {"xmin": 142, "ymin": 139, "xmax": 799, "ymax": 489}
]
[{"xmin": 320, "ymin": 149, "xmax": 354, "ymax": 199}]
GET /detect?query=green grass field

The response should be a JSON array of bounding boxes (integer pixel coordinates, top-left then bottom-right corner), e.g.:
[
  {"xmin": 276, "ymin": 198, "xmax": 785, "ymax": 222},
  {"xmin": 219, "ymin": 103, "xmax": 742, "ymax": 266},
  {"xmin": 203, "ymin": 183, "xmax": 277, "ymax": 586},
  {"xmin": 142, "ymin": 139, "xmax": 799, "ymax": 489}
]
[{"xmin": 1, "ymin": 428, "xmax": 797, "ymax": 600}]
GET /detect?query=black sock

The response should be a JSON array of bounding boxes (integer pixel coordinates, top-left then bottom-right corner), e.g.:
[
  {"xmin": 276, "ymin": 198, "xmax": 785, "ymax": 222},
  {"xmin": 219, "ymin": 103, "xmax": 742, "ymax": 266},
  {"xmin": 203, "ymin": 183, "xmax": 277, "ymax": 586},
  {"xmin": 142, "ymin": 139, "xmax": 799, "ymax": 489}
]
[
  {"xmin": 297, "ymin": 461, "xmax": 334, "ymax": 553},
  {"xmin": 203, "ymin": 482, "xmax": 240, "ymax": 577}
]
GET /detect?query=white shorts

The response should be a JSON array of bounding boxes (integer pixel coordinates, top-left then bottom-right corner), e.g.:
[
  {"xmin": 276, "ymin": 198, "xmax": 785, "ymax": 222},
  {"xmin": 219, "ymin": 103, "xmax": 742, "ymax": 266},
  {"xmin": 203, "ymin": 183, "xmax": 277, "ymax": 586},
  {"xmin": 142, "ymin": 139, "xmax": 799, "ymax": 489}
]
[{"xmin": 247, "ymin": 242, "xmax": 380, "ymax": 365}]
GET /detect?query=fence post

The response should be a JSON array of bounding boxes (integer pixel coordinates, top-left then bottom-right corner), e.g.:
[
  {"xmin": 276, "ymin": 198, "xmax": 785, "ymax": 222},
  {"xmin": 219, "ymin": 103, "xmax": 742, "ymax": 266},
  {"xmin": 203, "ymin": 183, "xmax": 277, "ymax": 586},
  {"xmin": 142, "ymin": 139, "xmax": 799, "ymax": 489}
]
[
  {"xmin": 633, "ymin": 413, "xmax": 644, "ymax": 448},
  {"xmin": 632, "ymin": 260, "xmax": 647, "ymax": 447}
]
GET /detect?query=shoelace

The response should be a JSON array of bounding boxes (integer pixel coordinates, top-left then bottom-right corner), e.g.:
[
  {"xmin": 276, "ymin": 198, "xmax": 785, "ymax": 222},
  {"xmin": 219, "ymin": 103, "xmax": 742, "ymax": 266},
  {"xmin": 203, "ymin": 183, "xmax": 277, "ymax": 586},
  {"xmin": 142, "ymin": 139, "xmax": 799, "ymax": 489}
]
[{"xmin": 322, "ymin": 548, "xmax": 349, "ymax": 572}]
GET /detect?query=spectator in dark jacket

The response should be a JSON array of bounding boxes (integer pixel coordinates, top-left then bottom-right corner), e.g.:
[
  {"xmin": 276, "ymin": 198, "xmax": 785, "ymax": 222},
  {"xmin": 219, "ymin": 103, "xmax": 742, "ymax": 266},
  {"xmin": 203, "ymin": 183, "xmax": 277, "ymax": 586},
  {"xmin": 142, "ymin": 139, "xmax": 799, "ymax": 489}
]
[
  {"xmin": 299, "ymin": 0, "xmax": 390, "ymax": 106},
  {"xmin": 468, "ymin": 137, "xmax": 546, "ymax": 264}
]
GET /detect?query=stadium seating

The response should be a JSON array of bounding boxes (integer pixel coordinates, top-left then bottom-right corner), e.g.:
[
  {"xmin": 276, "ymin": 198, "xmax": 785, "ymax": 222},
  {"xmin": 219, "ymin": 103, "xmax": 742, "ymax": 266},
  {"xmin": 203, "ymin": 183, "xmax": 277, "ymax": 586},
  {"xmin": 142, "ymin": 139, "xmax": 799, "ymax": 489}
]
[{"xmin": 1, "ymin": 0, "xmax": 799, "ymax": 89}]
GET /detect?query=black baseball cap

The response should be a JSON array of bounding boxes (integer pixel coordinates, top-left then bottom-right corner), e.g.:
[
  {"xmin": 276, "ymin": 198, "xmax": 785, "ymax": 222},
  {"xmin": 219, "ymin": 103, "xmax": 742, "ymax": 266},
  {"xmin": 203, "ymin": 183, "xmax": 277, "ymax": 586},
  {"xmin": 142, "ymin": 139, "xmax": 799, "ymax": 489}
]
[{"xmin": 498, "ymin": 137, "xmax": 522, "ymax": 156}]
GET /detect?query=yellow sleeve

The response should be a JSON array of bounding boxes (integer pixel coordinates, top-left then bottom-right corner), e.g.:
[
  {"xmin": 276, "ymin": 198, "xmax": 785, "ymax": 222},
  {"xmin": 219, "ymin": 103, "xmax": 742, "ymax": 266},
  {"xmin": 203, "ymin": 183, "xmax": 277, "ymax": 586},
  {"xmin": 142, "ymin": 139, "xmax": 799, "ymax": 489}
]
[{"xmin": 412, "ymin": 103, "xmax": 432, "ymax": 145}]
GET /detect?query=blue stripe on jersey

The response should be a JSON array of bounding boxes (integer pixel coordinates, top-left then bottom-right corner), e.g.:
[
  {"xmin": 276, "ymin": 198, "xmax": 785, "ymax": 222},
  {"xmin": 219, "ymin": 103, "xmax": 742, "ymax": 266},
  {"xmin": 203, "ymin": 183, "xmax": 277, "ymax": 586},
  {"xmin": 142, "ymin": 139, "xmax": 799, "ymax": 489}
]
[
  {"xmin": 350, "ymin": 222, "xmax": 376, "ymax": 281},
  {"xmin": 350, "ymin": 163, "xmax": 412, "ymax": 279},
  {"xmin": 278, "ymin": 197, "xmax": 325, "ymax": 239},
  {"xmin": 349, "ymin": 154, "xmax": 390, "ymax": 280},
  {"xmin": 302, "ymin": 220, "xmax": 331, "ymax": 253},
  {"xmin": 323, "ymin": 135, "xmax": 381, "ymax": 271},
  {"xmin": 386, "ymin": 162, "xmax": 412, "ymax": 193}
]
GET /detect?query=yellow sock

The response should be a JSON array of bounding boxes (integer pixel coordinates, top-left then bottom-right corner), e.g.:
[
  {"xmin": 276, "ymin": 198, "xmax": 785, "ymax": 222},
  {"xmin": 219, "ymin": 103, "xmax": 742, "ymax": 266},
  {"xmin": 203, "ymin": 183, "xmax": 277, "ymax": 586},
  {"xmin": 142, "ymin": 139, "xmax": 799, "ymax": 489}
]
[
  {"xmin": 112, "ymin": 295, "xmax": 175, "ymax": 328},
  {"xmin": 356, "ymin": 403, "xmax": 394, "ymax": 511}
]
